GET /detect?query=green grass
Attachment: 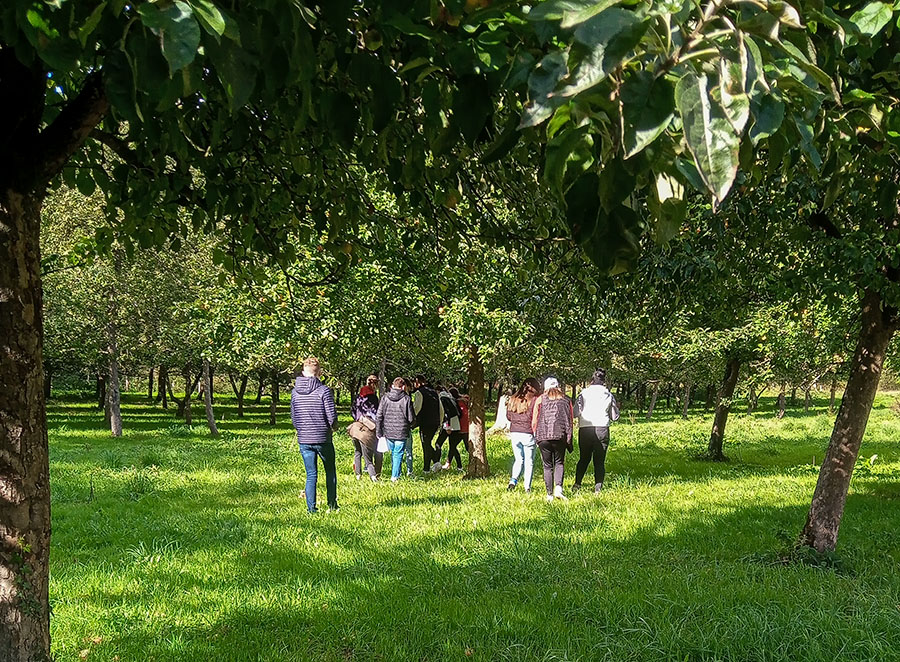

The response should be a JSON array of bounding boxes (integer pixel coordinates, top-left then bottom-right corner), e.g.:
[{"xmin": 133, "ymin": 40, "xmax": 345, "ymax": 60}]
[{"xmin": 48, "ymin": 392, "xmax": 900, "ymax": 661}]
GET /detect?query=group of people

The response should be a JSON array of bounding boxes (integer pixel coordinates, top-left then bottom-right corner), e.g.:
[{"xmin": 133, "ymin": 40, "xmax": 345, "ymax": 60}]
[{"xmin": 289, "ymin": 356, "xmax": 619, "ymax": 513}]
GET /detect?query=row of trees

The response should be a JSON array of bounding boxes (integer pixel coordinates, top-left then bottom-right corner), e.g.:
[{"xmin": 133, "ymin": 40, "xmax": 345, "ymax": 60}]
[{"xmin": 3, "ymin": 0, "xmax": 900, "ymax": 657}]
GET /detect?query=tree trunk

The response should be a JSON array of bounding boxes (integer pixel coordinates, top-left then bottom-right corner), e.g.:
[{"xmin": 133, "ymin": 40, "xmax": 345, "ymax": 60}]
[
  {"xmin": 156, "ymin": 366, "xmax": 169, "ymax": 408},
  {"xmin": 747, "ymin": 384, "xmax": 757, "ymax": 414},
  {"xmin": 708, "ymin": 358, "xmax": 740, "ymax": 461},
  {"xmin": 465, "ymin": 346, "xmax": 490, "ymax": 478},
  {"xmin": 43, "ymin": 370, "xmax": 51, "ymax": 401},
  {"xmin": 777, "ymin": 383, "xmax": 787, "ymax": 419},
  {"xmin": 829, "ymin": 375, "xmax": 838, "ymax": 414},
  {"xmin": 800, "ymin": 290, "xmax": 896, "ymax": 552},
  {"xmin": 255, "ymin": 374, "xmax": 265, "ymax": 404},
  {"xmin": 97, "ymin": 374, "xmax": 106, "ymax": 411},
  {"xmin": 487, "ymin": 380, "xmax": 494, "ymax": 406},
  {"xmin": 148, "ymin": 367, "xmax": 154, "ymax": 401},
  {"xmin": 704, "ymin": 384, "xmax": 714, "ymax": 411},
  {"xmin": 269, "ymin": 371, "xmax": 279, "ymax": 426},
  {"xmin": 229, "ymin": 373, "xmax": 248, "ymax": 418},
  {"xmin": 182, "ymin": 368, "xmax": 192, "ymax": 425},
  {"xmin": 790, "ymin": 386, "xmax": 797, "ymax": 407},
  {"xmin": 681, "ymin": 382, "xmax": 691, "ymax": 419},
  {"xmin": 202, "ymin": 359, "xmax": 218, "ymax": 436},
  {"xmin": 646, "ymin": 382, "xmax": 659, "ymax": 421},
  {"xmin": 0, "ymin": 190, "xmax": 51, "ymax": 659},
  {"xmin": 804, "ymin": 388, "xmax": 812, "ymax": 413},
  {"xmin": 105, "ymin": 261, "xmax": 122, "ymax": 438}
]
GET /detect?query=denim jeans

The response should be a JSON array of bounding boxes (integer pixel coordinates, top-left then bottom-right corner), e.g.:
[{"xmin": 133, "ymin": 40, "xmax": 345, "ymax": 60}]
[
  {"xmin": 388, "ymin": 439, "xmax": 407, "ymax": 479},
  {"xmin": 299, "ymin": 442, "xmax": 337, "ymax": 512},
  {"xmin": 509, "ymin": 432, "xmax": 535, "ymax": 491},
  {"xmin": 404, "ymin": 433, "xmax": 414, "ymax": 475}
]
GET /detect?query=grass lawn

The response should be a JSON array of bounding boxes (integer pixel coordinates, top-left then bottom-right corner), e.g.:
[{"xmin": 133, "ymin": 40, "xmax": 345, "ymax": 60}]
[{"xmin": 48, "ymin": 391, "xmax": 900, "ymax": 661}]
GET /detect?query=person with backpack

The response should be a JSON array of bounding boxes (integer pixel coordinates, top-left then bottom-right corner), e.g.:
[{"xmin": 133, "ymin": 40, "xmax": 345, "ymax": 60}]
[
  {"xmin": 531, "ymin": 376, "xmax": 574, "ymax": 502},
  {"xmin": 573, "ymin": 368, "xmax": 620, "ymax": 493},
  {"xmin": 376, "ymin": 377, "xmax": 416, "ymax": 482},
  {"xmin": 413, "ymin": 375, "xmax": 444, "ymax": 472},
  {"xmin": 506, "ymin": 377, "xmax": 542, "ymax": 492},
  {"xmin": 348, "ymin": 375, "xmax": 382, "ymax": 481},
  {"xmin": 290, "ymin": 357, "xmax": 339, "ymax": 513},
  {"xmin": 435, "ymin": 385, "xmax": 461, "ymax": 468},
  {"xmin": 446, "ymin": 387, "xmax": 469, "ymax": 471}
]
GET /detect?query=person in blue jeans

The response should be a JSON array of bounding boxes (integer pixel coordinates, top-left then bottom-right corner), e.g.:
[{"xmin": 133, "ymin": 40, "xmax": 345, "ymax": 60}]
[
  {"xmin": 376, "ymin": 377, "xmax": 416, "ymax": 482},
  {"xmin": 290, "ymin": 357, "xmax": 338, "ymax": 513}
]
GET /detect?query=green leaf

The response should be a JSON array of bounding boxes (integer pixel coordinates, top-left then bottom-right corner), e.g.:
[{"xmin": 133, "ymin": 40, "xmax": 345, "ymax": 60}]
[
  {"xmin": 75, "ymin": 169, "xmax": 96, "ymax": 197},
  {"xmin": 138, "ymin": 1, "xmax": 202, "ymax": 74},
  {"xmin": 849, "ymin": 1, "xmax": 893, "ymax": 36},
  {"xmin": 559, "ymin": 0, "xmax": 621, "ymax": 29},
  {"xmin": 78, "ymin": 2, "xmax": 107, "ymax": 47},
  {"xmin": 620, "ymin": 70, "xmax": 674, "ymax": 159},
  {"xmin": 749, "ymin": 94, "xmax": 785, "ymax": 144},
  {"xmin": 557, "ymin": 8, "xmax": 647, "ymax": 98},
  {"xmin": 675, "ymin": 72, "xmax": 740, "ymax": 203},
  {"xmin": 207, "ymin": 38, "xmax": 258, "ymax": 112},
  {"xmin": 520, "ymin": 52, "xmax": 569, "ymax": 128},
  {"xmin": 526, "ymin": 0, "xmax": 598, "ymax": 23},
  {"xmin": 649, "ymin": 172, "xmax": 685, "ymax": 244},
  {"xmin": 452, "ymin": 76, "xmax": 494, "ymax": 145},
  {"xmin": 189, "ymin": 0, "xmax": 226, "ymax": 40},
  {"xmin": 481, "ymin": 115, "xmax": 521, "ymax": 164},
  {"xmin": 544, "ymin": 126, "xmax": 594, "ymax": 196}
]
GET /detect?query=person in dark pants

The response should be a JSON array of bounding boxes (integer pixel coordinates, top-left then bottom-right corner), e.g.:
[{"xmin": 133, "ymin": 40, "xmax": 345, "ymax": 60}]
[
  {"xmin": 435, "ymin": 386, "xmax": 460, "ymax": 466},
  {"xmin": 531, "ymin": 377, "xmax": 574, "ymax": 502},
  {"xmin": 349, "ymin": 375, "xmax": 382, "ymax": 480},
  {"xmin": 413, "ymin": 375, "xmax": 443, "ymax": 472},
  {"xmin": 446, "ymin": 387, "xmax": 469, "ymax": 470},
  {"xmin": 573, "ymin": 368, "xmax": 620, "ymax": 493},
  {"xmin": 290, "ymin": 357, "xmax": 338, "ymax": 513}
]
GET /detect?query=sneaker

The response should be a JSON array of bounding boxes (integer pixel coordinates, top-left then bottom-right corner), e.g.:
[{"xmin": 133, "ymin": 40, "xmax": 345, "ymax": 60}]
[
  {"xmin": 546, "ymin": 494, "xmax": 554, "ymax": 503},
  {"xmin": 507, "ymin": 482, "xmax": 516, "ymax": 492},
  {"xmin": 572, "ymin": 483, "xmax": 582, "ymax": 492},
  {"xmin": 553, "ymin": 485, "xmax": 568, "ymax": 501},
  {"xmin": 442, "ymin": 462, "xmax": 450, "ymax": 470},
  {"xmin": 308, "ymin": 507, "xmax": 319, "ymax": 514},
  {"xmin": 370, "ymin": 476, "xmax": 378, "ymax": 483},
  {"xmin": 525, "ymin": 489, "xmax": 531, "ymax": 494},
  {"xmin": 431, "ymin": 462, "xmax": 443, "ymax": 472},
  {"xmin": 355, "ymin": 474, "xmax": 361, "ymax": 481},
  {"xmin": 594, "ymin": 483, "xmax": 603, "ymax": 493},
  {"xmin": 328, "ymin": 504, "xmax": 340, "ymax": 513},
  {"xmin": 391, "ymin": 476, "xmax": 399, "ymax": 483}
]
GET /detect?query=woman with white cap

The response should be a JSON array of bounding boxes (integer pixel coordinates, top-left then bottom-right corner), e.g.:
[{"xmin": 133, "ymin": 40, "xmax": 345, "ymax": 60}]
[{"xmin": 531, "ymin": 376, "xmax": 574, "ymax": 502}]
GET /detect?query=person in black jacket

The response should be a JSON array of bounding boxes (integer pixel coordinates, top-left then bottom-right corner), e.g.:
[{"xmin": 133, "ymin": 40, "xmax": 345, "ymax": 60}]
[
  {"xmin": 376, "ymin": 377, "xmax": 416, "ymax": 482},
  {"xmin": 413, "ymin": 375, "xmax": 443, "ymax": 472}
]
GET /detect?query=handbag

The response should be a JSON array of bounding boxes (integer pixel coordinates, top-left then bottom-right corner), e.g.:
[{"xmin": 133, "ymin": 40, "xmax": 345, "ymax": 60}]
[{"xmin": 376, "ymin": 436, "xmax": 389, "ymax": 454}]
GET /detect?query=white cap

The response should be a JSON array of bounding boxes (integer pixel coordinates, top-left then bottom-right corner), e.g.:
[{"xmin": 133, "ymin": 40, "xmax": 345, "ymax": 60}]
[{"xmin": 543, "ymin": 377, "xmax": 559, "ymax": 391}]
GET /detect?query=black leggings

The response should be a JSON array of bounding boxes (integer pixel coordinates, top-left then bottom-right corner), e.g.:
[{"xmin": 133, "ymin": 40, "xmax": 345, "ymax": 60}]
[
  {"xmin": 574, "ymin": 426, "xmax": 609, "ymax": 487},
  {"xmin": 447, "ymin": 432, "xmax": 467, "ymax": 468},
  {"xmin": 538, "ymin": 439, "xmax": 567, "ymax": 495},
  {"xmin": 420, "ymin": 426, "xmax": 439, "ymax": 471}
]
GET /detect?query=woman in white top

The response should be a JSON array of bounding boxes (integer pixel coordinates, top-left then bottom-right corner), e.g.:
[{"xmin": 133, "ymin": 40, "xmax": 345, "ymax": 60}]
[{"xmin": 573, "ymin": 369, "xmax": 619, "ymax": 493}]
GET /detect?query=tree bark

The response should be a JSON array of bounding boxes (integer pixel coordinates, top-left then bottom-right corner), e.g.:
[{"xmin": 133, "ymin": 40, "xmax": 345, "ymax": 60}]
[
  {"xmin": 790, "ymin": 387, "xmax": 797, "ymax": 407},
  {"xmin": 269, "ymin": 371, "xmax": 279, "ymax": 426},
  {"xmin": 646, "ymin": 382, "xmax": 659, "ymax": 421},
  {"xmin": 97, "ymin": 374, "xmax": 106, "ymax": 411},
  {"xmin": 681, "ymin": 382, "xmax": 691, "ymax": 419},
  {"xmin": 829, "ymin": 375, "xmax": 838, "ymax": 414},
  {"xmin": 148, "ymin": 367, "xmax": 154, "ymax": 401},
  {"xmin": 747, "ymin": 384, "xmax": 757, "ymax": 414},
  {"xmin": 800, "ymin": 290, "xmax": 896, "ymax": 552},
  {"xmin": 43, "ymin": 370, "xmax": 51, "ymax": 401},
  {"xmin": 704, "ymin": 384, "xmax": 714, "ymax": 411},
  {"xmin": 105, "ymin": 259, "xmax": 122, "ymax": 438},
  {"xmin": 465, "ymin": 346, "xmax": 490, "ymax": 478},
  {"xmin": 228, "ymin": 373, "xmax": 248, "ymax": 418},
  {"xmin": 804, "ymin": 388, "xmax": 812, "ymax": 413},
  {"xmin": 0, "ymin": 189, "xmax": 51, "ymax": 660},
  {"xmin": 777, "ymin": 383, "xmax": 787, "ymax": 419},
  {"xmin": 255, "ymin": 374, "xmax": 265, "ymax": 404},
  {"xmin": 182, "ymin": 368, "xmax": 192, "ymax": 426},
  {"xmin": 156, "ymin": 366, "xmax": 169, "ymax": 408},
  {"xmin": 202, "ymin": 359, "xmax": 218, "ymax": 436},
  {"xmin": 708, "ymin": 358, "xmax": 740, "ymax": 461}
]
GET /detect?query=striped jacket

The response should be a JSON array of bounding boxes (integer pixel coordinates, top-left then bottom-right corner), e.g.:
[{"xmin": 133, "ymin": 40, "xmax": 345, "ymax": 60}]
[{"xmin": 290, "ymin": 376, "xmax": 337, "ymax": 445}]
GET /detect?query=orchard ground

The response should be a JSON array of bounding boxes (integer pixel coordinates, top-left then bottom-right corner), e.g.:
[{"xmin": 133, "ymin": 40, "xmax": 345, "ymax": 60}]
[{"xmin": 49, "ymin": 392, "xmax": 900, "ymax": 661}]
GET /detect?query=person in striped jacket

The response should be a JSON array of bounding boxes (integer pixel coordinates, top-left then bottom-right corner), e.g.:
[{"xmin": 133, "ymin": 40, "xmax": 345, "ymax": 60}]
[{"xmin": 290, "ymin": 357, "xmax": 338, "ymax": 513}]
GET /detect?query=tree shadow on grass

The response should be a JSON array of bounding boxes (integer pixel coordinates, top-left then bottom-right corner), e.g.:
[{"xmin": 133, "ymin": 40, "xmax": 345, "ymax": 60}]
[{"xmin": 57, "ymin": 490, "xmax": 900, "ymax": 662}]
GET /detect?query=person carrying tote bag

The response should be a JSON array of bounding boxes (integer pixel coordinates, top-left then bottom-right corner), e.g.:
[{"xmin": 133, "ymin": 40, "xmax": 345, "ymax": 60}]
[{"xmin": 349, "ymin": 379, "xmax": 382, "ymax": 481}]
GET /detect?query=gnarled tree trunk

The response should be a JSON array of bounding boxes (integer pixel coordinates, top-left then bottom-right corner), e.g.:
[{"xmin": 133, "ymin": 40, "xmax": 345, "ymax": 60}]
[
  {"xmin": 0, "ymin": 190, "xmax": 51, "ymax": 660},
  {"xmin": 645, "ymin": 381, "xmax": 659, "ymax": 421},
  {"xmin": 681, "ymin": 382, "xmax": 691, "ymax": 419},
  {"xmin": 203, "ymin": 359, "xmax": 218, "ymax": 437},
  {"xmin": 105, "ymin": 260, "xmax": 122, "ymax": 438},
  {"xmin": 777, "ymin": 384, "xmax": 787, "ymax": 419},
  {"xmin": 269, "ymin": 371, "xmax": 279, "ymax": 426},
  {"xmin": 465, "ymin": 346, "xmax": 490, "ymax": 478},
  {"xmin": 148, "ymin": 367, "xmax": 154, "ymax": 401},
  {"xmin": 182, "ymin": 368, "xmax": 193, "ymax": 426},
  {"xmin": 708, "ymin": 358, "xmax": 740, "ymax": 461},
  {"xmin": 229, "ymin": 373, "xmax": 248, "ymax": 418},
  {"xmin": 800, "ymin": 290, "xmax": 896, "ymax": 552}
]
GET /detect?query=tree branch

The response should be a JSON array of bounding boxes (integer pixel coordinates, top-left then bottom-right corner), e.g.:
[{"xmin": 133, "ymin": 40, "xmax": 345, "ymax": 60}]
[{"xmin": 34, "ymin": 72, "xmax": 109, "ymax": 190}]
